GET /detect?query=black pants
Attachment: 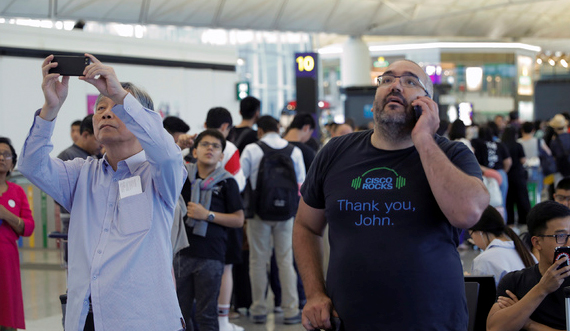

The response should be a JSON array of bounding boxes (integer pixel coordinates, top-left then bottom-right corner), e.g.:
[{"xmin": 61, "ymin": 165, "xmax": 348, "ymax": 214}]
[{"xmin": 83, "ymin": 311, "xmax": 95, "ymax": 331}]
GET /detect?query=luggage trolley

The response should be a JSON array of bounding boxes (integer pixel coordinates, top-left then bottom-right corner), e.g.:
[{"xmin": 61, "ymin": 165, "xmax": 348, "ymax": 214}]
[{"xmin": 48, "ymin": 231, "xmax": 68, "ymax": 330}]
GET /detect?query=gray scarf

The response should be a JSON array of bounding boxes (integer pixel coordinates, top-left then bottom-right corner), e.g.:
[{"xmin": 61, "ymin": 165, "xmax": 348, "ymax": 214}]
[{"xmin": 185, "ymin": 163, "xmax": 233, "ymax": 237}]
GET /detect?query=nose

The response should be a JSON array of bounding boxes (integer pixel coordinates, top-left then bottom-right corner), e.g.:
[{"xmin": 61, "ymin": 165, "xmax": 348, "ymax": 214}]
[{"xmin": 388, "ymin": 77, "xmax": 403, "ymax": 93}]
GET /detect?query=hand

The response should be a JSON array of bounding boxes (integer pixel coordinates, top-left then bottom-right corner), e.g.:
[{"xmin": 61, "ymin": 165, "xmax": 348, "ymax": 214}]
[
  {"xmin": 177, "ymin": 134, "xmax": 196, "ymax": 150},
  {"xmin": 411, "ymin": 96, "xmax": 439, "ymax": 142},
  {"xmin": 537, "ymin": 257, "xmax": 570, "ymax": 295},
  {"xmin": 0, "ymin": 205, "xmax": 12, "ymax": 220},
  {"xmin": 497, "ymin": 290, "xmax": 519, "ymax": 309},
  {"xmin": 80, "ymin": 53, "xmax": 128, "ymax": 105},
  {"xmin": 187, "ymin": 202, "xmax": 208, "ymax": 221},
  {"xmin": 40, "ymin": 55, "xmax": 70, "ymax": 120},
  {"xmin": 302, "ymin": 293, "xmax": 335, "ymax": 330}
]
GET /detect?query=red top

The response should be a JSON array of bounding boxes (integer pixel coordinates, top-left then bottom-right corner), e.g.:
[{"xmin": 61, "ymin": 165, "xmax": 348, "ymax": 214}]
[{"xmin": 0, "ymin": 181, "xmax": 35, "ymax": 329}]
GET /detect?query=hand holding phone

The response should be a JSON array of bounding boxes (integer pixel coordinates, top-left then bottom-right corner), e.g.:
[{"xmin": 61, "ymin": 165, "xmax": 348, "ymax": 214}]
[
  {"xmin": 48, "ymin": 55, "xmax": 91, "ymax": 76},
  {"xmin": 554, "ymin": 246, "xmax": 570, "ymax": 270},
  {"xmin": 414, "ymin": 105, "xmax": 422, "ymax": 122}
]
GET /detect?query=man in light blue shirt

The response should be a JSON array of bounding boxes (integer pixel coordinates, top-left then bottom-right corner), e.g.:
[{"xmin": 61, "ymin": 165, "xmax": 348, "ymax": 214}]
[{"xmin": 19, "ymin": 54, "xmax": 187, "ymax": 331}]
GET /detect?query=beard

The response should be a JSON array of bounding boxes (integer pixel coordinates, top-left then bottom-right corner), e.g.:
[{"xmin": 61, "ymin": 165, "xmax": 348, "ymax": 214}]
[{"xmin": 372, "ymin": 91, "xmax": 415, "ymax": 142}]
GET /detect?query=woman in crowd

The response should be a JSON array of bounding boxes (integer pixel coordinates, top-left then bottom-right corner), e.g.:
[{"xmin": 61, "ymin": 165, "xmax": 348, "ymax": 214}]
[
  {"xmin": 469, "ymin": 206, "xmax": 535, "ymax": 287},
  {"xmin": 0, "ymin": 137, "xmax": 35, "ymax": 331}
]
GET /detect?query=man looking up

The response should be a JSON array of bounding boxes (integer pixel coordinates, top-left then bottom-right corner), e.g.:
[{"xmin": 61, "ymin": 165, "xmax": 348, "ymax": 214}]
[
  {"xmin": 19, "ymin": 54, "xmax": 187, "ymax": 331},
  {"xmin": 293, "ymin": 59, "xmax": 489, "ymax": 330}
]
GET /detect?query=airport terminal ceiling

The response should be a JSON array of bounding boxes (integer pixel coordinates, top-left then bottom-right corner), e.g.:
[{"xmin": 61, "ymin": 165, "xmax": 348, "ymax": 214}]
[{"xmin": 2, "ymin": 0, "xmax": 570, "ymax": 43}]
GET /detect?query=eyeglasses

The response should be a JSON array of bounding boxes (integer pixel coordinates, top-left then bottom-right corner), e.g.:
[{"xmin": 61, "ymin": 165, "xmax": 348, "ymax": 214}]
[
  {"xmin": 376, "ymin": 74, "xmax": 431, "ymax": 98},
  {"xmin": 554, "ymin": 194, "xmax": 570, "ymax": 203},
  {"xmin": 198, "ymin": 141, "xmax": 222, "ymax": 150},
  {"xmin": 0, "ymin": 152, "xmax": 13, "ymax": 160},
  {"xmin": 537, "ymin": 233, "xmax": 570, "ymax": 245}
]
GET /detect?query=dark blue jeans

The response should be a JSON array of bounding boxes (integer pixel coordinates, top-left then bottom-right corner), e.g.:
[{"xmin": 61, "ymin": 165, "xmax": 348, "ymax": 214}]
[{"xmin": 174, "ymin": 255, "xmax": 224, "ymax": 331}]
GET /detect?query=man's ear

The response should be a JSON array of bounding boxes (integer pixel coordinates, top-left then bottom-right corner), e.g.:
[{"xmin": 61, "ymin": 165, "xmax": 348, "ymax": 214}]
[
  {"xmin": 204, "ymin": 122, "xmax": 207, "ymax": 129},
  {"xmin": 220, "ymin": 123, "xmax": 230, "ymax": 132},
  {"xmin": 192, "ymin": 147, "xmax": 198, "ymax": 159},
  {"xmin": 531, "ymin": 236, "xmax": 542, "ymax": 251}
]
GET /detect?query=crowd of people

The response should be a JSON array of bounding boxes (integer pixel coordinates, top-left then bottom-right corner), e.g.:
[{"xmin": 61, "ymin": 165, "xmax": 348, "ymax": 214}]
[{"xmin": 2, "ymin": 55, "xmax": 570, "ymax": 331}]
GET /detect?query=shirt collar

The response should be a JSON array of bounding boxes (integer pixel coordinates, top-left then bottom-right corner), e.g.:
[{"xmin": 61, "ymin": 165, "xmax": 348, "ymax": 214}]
[{"xmin": 102, "ymin": 150, "xmax": 146, "ymax": 174}]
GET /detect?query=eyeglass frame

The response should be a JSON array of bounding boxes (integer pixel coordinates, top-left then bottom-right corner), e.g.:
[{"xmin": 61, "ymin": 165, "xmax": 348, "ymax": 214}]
[
  {"xmin": 536, "ymin": 233, "xmax": 570, "ymax": 245},
  {"xmin": 0, "ymin": 151, "xmax": 13, "ymax": 160},
  {"xmin": 554, "ymin": 194, "xmax": 570, "ymax": 203},
  {"xmin": 198, "ymin": 141, "xmax": 222, "ymax": 150},
  {"xmin": 376, "ymin": 73, "xmax": 431, "ymax": 98}
]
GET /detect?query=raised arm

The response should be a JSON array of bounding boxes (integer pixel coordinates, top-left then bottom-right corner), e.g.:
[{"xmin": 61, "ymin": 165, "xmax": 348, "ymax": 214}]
[
  {"xmin": 487, "ymin": 259, "xmax": 570, "ymax": 331},
  {"xmin": 293, "ymin": 198, "xmax": 333, "ymax": 330},
  {"xmin": 411, "ymin": 96, "xmax": 489, "ymax": 229},
  {"xmin": 81, "ymin": 54, "xmax": 186, "ymax": 207}
]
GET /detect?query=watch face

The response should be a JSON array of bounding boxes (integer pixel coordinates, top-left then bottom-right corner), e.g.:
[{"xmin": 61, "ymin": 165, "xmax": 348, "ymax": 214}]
[{"xmin": 207, "ymin": 213, "xmax": 215, "ymax": 221}]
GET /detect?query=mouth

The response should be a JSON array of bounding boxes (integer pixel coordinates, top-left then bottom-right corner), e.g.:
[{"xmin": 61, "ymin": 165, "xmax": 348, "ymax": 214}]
[
  {"xmin": 99, "ymin": 124, "xmax": 115, "ymax": 130},
  {"xmin": 386, "ymin": 95, "xmax": 405, "ymax": 106}
]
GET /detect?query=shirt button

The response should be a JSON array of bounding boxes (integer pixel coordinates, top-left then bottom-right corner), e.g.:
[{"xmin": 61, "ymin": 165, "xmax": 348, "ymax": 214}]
[
  {"xmin": 104, "ymin": 229, "xmax": 109, "ymax": 233},
  {"xmin": 97, "ymin": 250, "xmax": 102, "ymax": 254},
  {"xmin": 108, "ymin": 203, "xmax": 113, "ymax": 207},
  {"xmin": 113, "ymin": 178, "xmax": 118, "ymax": 182},
  {"xmin": 84, "ymin": 300, "xmax": 88, "ymax": 305},
  {"xmin": 93, "ymin": 275, "xmax": 97, "ymax": 280}
]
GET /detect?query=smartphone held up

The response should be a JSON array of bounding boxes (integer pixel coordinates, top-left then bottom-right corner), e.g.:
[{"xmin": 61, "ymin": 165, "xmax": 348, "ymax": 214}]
[
  {"xmin": 48, "ymin": 55, "xmax": 90, "ymax": 76},
  {"xmin": 554, "ymin": 246, "xmax": 570, "ymax": 270}
]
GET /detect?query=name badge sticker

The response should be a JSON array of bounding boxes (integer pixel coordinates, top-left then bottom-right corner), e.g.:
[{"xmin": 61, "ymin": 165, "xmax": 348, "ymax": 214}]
[{"xmin": 118, "ymin": 176, "xmax": 142, "ymax": 199}]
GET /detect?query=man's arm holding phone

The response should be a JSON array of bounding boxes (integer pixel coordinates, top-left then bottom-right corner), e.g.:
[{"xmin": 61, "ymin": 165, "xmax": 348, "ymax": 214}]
[
  {"xmin": 487, "ymin": 258, "xmax": 570, "ymax": 331},
  {"xmin": 411, "ymin": 96, "xmax": 489, "ymax": 228}
]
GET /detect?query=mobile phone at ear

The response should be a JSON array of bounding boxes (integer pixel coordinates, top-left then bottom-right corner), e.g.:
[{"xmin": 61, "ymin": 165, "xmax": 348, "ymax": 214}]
[
  {"xmin": 414, "ymin": 105, "xmax": 422, "ymax": 121},
  {"xmin": 48, "ymin": 55, "xmax": 91, "ymax": 76},
  {"xmin": 554, "ymin": 246, "xmax": 570, "ymax": 269}
]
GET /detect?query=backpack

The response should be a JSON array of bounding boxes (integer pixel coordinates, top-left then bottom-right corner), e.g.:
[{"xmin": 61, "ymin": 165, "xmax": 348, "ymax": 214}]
[{"xmin": 255, "ymin": 141, "xmax": 299, "ymax": 221}]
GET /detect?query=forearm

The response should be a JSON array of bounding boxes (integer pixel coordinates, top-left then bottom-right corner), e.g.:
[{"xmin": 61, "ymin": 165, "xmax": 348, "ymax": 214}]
[
  {"xmin": 3, "ymin": 212, "xmax": 24, "ymax": 235},
  {"xmin": 488, "ymin": 287, "xmax": 548, "ymax": 331},
  {"xmin": 524, "ymin": 320, "xmax": 562, "ymax": 331},
  {"xmin": 211, "ymin": 210, "xmax": 244, "ymax": 228},
  {"xmin": 293, "ymin": 221, "xmax": 327, "ymax": 299},
  {"xmin": 115, "ymin": 94, "xmax": 185, "ymax": 204},
  {"xmin": 415, "ymin": 134, "xmax": 489, "ymax": 228}
]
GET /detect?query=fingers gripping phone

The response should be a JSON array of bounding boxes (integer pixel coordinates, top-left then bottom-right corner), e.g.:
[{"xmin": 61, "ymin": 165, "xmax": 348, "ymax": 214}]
[
  {"xmin": 554, "ymin": 246, "xmax": 570, "ymax": 270},
  {"xmin": 48, "ymin": 55, "xmax": 91, "ymax": 76},
  {"xmin": 414, "ymin": 105, "xmax": 422, "ymax": 122}
]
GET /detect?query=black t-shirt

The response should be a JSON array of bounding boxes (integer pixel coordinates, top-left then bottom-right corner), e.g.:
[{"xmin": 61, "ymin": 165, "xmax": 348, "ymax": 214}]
[
  {"xmin": 504, "ymin": 141, "xmax": 526, "ymax": 178},
  {"xmin": 179, "ymin": 177, "xmax": 243, "ymax": 262},
  {"xmin": 497, "ymin": 264, "xmax": 570, "ymax": 330},
  {"xmin": 301, "ymin": 130, "xmax": 482, "ymax": 330},
  {"xmin": 289, "ymin": 141, "xmax": 316, "ymax": 172},
  {"xmin": 472, "ymin": 139, "xmax": 510, "ymax": 170},
  {"xmin": 229, "ymin": 127, "xmax": 258, "ymax": 154}
]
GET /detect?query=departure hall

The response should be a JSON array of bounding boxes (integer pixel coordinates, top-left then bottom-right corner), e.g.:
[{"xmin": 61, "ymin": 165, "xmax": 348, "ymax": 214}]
[{"xmin": 2, "ymin": 1, "xmax": 570, "ymax": 331}]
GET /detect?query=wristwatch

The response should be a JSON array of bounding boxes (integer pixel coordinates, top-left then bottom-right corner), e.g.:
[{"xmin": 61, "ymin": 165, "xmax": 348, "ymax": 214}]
[{"xmin": 207, "ymin": 212, "xmax": 215, "ymax": 222}]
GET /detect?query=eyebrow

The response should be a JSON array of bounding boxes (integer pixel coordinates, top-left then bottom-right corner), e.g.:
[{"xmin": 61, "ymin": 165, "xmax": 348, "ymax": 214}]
[{"xmin": 383, "ymin": 70, "xmax": 420, "ymax": 80}]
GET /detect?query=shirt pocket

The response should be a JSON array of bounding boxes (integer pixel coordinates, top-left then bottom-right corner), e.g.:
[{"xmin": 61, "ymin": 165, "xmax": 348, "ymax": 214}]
[{"xmin": 116, "ymin": 193, "xmax": 152, "ymax": 235}]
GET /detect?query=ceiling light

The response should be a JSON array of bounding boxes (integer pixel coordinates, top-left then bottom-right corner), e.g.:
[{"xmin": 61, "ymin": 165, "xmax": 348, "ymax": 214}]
[{"xmin": 549, "ymin": 59, "xmax": 556, "ymax": 66}]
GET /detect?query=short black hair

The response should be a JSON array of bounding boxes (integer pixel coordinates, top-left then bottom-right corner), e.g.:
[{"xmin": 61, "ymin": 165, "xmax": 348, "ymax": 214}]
[
  {"xmin": 240, "ymin": 96, "xmax": 260, "ymax": 120},
  {"xmin": 257, "ymin": 115, "xmax": 279, "ymax": 133},
  {"xmin": 527, "ymin": 200, "xmax": 570, "ymax": 236},
  {"xmin": 289, "ymin": 113, "xmax": 316, "ymax": 130},
  {"xmin": 205, "ymin": 107, "xmax": 233, "ymax": 129},
  {"xmin": 80, "ymin": 114, "xmax": 94, "ymax": 135},
  {"xmin": 449, "ymin": 120, "xmax": 467, "ymax": 140},
  {"xmin": 0, "ymin": 137, "xmax": 17, "ymax": 176},
  {"xmin": 556, "ymin": 177, "xmax": 570, "ymax": 191},
  {"xmin": 163, "ymin": 116, "xmax": 190, "ymax": 134},
  {"xmin": 71, "ymin": 120, "xmax": 82, "ymax": 127},
  {"xmin": 522, "ymin": 121, "xmax": 535, "ymax": 134},
  {"xmin": 194, "ymin": 129, "xmax": 226, "ymax": 152}
]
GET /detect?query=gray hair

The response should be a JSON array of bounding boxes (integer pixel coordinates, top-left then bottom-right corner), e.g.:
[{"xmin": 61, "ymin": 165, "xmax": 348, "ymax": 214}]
[{"xmin": 94, "ymin": 82, "xmax": 154, "ymax": 112}]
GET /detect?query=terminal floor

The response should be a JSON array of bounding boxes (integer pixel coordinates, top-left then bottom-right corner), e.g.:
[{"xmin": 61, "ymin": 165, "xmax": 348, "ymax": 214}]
[{"xmin": 19, "ymin": 247, "xmax": 479, "ymax": 331}]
